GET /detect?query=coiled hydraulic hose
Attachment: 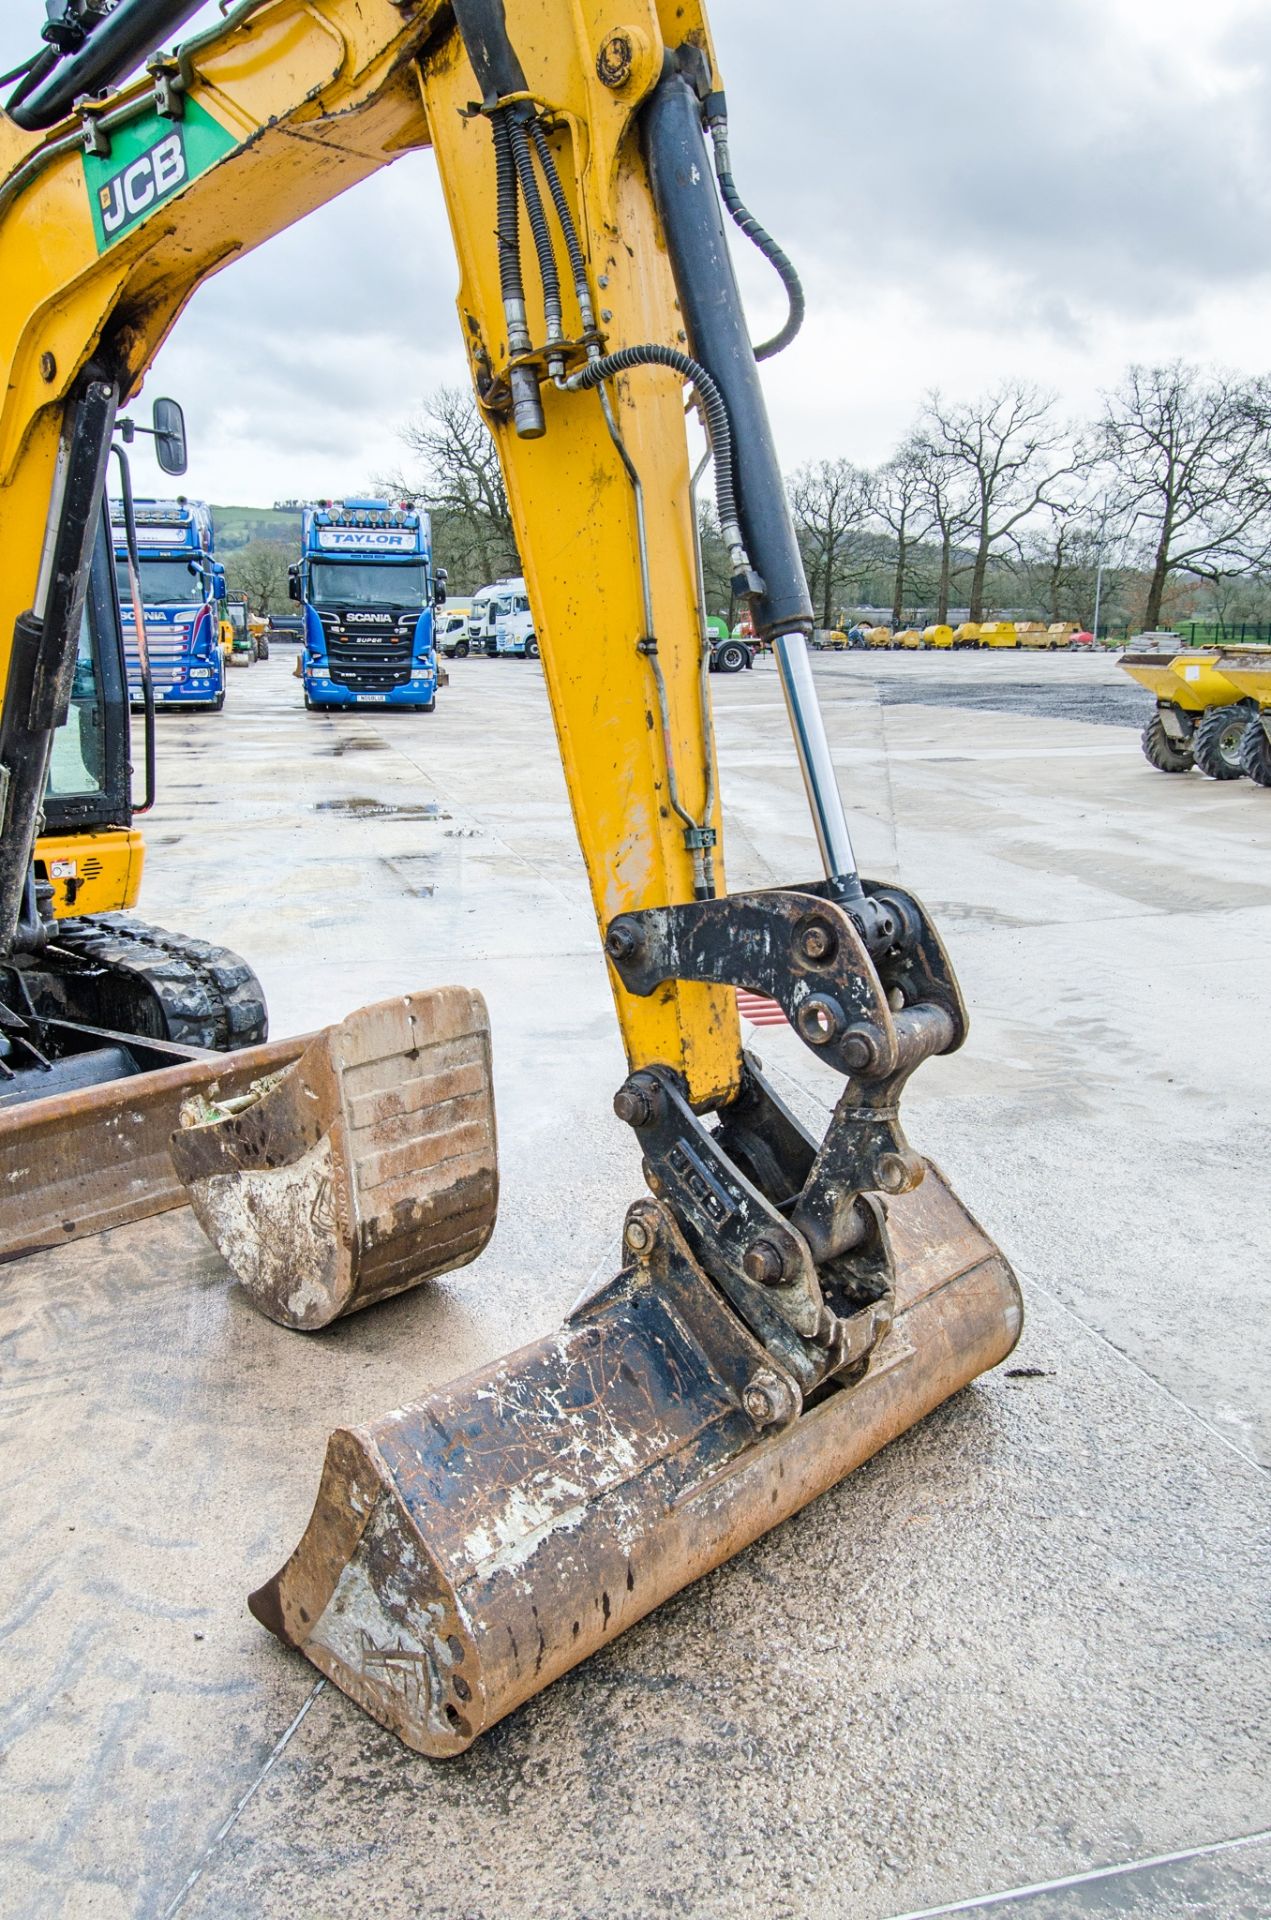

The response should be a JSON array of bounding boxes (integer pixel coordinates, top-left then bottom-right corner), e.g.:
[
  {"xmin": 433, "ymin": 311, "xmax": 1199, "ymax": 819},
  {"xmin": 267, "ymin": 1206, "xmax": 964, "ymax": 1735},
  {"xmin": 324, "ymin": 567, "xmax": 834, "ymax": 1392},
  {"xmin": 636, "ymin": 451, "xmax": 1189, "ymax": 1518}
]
[
  {"xmin": 707, "ymin": 114, "xmax": 804, "ymax": 362},
  {"xmin": 507, "ymin": 111, "xmax": 564, "ymax": 365},
  {"xmin": 563, "ymin": 346, "xmax": 750, "ymax": 573}
]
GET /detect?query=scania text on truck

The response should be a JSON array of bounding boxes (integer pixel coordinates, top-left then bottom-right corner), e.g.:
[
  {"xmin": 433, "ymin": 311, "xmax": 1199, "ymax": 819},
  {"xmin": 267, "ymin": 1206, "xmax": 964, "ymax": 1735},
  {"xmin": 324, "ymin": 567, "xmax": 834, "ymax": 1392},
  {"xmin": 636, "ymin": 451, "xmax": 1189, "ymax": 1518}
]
[
  {"xmin": 293, "ymin": 500, "xmax": 441, "ymax": 709},
  {"xmin": 110, "ymin": 497, "xmax": 227, "ymax": 710}
]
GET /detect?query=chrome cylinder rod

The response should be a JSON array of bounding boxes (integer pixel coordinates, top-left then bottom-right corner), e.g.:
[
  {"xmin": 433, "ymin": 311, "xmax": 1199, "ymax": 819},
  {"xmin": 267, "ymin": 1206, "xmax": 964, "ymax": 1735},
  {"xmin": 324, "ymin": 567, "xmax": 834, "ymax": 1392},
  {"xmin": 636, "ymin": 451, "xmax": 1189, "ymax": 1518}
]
[{"xmin": 773, "ymin": 630, "xmax": 859, "ymax": 887}]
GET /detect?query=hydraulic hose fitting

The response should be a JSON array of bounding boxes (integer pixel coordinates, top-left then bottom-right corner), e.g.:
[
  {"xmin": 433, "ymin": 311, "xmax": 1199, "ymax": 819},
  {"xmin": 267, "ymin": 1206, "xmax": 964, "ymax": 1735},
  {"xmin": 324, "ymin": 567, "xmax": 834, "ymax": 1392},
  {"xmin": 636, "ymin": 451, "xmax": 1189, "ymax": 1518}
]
[{"xmin": 490, "ymin": 109, "xmax": 545, "ymax": 438}]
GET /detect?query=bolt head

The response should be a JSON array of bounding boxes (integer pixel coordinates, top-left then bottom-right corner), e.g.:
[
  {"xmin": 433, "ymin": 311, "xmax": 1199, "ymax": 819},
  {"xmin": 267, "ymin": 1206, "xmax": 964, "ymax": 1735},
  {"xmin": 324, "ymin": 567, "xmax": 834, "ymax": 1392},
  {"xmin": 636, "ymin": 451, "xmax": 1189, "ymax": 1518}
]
[
  {"xmin": 799, "ymin": 920, "xmax": 835, "ymax": 963},
  {"xmin": 613, "ymin": 1084, "xmax": 650, "ymax": 1127},
  {"xmin": 841, "ymin": 1028, "xmax": 880, "ymax": 1073},
  {"xmin": 596, "ymin": 29, "xmax": 635, "ymax": 87},
  {"xmin": 742, "ymin": 1237, "xmax": 785, "ymax": 1286},
  {"xmin": 624, "ymin": 1216, "xmax": 652, "ymax": 1255},
  {"xmin": 743, "ymin": 1383, "xmax": 777, "ymax": 1425},
  {"xmin": 39, "ymin": 352, "xmax": 57, "ymax": 383},
  {"xmin": 605, "ymin": 921, "xmax": 641, "ymax": 962}
]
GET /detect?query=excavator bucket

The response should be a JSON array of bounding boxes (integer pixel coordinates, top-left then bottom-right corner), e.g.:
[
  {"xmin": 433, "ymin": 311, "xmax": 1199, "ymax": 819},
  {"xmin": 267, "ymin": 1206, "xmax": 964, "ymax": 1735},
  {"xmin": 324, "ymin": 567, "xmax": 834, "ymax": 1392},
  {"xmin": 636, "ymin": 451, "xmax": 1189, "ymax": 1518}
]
[
  {"xmin": 250, "ymin": 1162, "xmax": 1020, "ymax": 1755},
  {"xmin": 169, "ymin": 988, "xmax": 496, "ymax": 1329}
]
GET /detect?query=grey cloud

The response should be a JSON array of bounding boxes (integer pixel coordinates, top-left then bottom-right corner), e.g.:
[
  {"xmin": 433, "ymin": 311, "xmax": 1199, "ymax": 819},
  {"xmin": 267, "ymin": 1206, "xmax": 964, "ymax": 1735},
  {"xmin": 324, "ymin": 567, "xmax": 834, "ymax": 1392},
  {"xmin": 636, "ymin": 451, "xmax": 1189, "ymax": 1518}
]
[{"xmin": 719, "ymin": 0, "xmax": 1271, "ymax": 325}]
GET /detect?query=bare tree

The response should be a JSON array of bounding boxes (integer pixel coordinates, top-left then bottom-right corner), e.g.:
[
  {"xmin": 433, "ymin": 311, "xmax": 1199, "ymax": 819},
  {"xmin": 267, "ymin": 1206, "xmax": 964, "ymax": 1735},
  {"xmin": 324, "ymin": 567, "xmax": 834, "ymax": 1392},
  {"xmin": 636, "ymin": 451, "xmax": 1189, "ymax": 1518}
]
[
  {"xmin": 869, "ymin": 439, "xmax": 934, "ymax": 626},
  {"xmin": 922, "ymin": 383, "xmax": 1077, "ymax": 620},
  {"xmin": 696, "ymin": 501, "xmax": 735, "ymax": 626},
  {"xmin": 382, "ymin": 386, "xmax": 519, "ymax": 590},
  {"xmin": 788, "ymin": 458, "xmax": 870, "ymax": 629},
  {"xmin": 1098, "ymin": 363, "xmax": 1271, "ymax": 631},
  {"xmin": 909, "ymin": 434, "xmax": 975, "ymax": 623},
  {"xmin": 226, "ymin": 540, "xmax": 290, "ymax": 615}
]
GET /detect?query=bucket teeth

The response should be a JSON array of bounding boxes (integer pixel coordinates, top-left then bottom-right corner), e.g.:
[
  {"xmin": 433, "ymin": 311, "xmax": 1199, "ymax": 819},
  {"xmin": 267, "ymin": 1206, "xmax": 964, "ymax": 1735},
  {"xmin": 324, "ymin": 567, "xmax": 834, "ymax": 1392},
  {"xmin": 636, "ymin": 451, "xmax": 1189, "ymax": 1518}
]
[
  {"xmin": 170, "ymin": 987, "xmax": 497, "ymax": 1329},
  {"xmin": 250, "ymin": 1164, "xmax": 1021, "ymax": 1756}
]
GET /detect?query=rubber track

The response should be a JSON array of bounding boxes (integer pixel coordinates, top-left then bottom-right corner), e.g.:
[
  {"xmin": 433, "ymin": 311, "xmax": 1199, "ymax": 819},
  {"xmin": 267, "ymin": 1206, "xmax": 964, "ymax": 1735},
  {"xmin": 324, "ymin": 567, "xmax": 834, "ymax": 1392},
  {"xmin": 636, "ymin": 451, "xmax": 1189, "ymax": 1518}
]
[{"xmin": 51, "ymin": 914, "xmax": 268, "ymax": 1052}]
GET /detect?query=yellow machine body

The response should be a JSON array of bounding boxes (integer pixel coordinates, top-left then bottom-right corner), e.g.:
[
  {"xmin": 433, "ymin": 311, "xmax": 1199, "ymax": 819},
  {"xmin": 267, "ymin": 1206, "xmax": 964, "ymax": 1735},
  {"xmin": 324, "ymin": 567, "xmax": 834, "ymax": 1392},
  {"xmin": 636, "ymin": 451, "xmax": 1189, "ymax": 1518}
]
[
  {"xmin": 33, "ymin": 824, "xmax": 144, "ymax": 917},
  {"xmin": 977, "ymin": 621, "xmax": 1018, "ymax": 649},
  {"xmin": 923, "ymin": 624, "xmax": 954, "ymax": 649},
  {"xmin": 1209, "ymin": 647, "xmax": 1271, "ymax": 706},
  {"xmin": 1119, "ymin": 652, "xmax": 1246, "ymax": 711}
]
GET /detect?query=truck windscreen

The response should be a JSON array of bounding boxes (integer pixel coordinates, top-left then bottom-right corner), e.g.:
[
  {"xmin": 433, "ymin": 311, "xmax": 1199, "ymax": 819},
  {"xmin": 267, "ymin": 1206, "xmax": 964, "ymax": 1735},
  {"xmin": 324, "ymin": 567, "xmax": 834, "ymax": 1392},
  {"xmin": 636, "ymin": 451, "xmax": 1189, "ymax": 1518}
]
[
  {"xmin": 309, "ymin": 562, "xmax": 427, "ymax": 610},
  {"xmin": 115, "ymin": 557, "xmax": 204, "ymax": 605}
]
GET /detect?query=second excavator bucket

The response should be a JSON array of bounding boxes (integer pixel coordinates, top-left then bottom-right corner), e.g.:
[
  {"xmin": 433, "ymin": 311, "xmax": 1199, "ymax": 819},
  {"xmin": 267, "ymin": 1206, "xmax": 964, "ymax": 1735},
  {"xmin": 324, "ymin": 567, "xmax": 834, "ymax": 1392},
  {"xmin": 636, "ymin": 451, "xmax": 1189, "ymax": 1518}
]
[
  {"xmin": 169, "ymin": 988, "xmax": 497, "ymax": 1329},
  {"xmin": 250, "ymin": 1161, "xmax": 1021, "ymax": 1755}
]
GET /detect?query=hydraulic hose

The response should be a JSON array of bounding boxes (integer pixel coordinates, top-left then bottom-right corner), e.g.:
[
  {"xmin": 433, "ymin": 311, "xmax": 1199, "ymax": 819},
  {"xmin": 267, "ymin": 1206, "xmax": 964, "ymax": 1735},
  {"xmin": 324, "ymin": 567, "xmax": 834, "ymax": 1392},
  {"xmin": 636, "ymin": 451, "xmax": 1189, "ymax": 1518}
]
[
  {"xmin": 707, "ymin": 114, "xmax": 805, "ymax": 362},
  {"xmin": 564, "ymin": 346, "xmax": 751, "ymax": 577},
  {"xmin": 507, "ymin": 112, "xmax": 564, "ymax": 366},
  {"xmin": 490, "ymin": 109, "xmax": 526, "ymax": 334},
  {"xmin": 490, "ymin": 108, "xmax": 544, "ymax": 437},
  {"xmin": 528, "ymin": 121, "xmax": 596, "ymax": 334}
]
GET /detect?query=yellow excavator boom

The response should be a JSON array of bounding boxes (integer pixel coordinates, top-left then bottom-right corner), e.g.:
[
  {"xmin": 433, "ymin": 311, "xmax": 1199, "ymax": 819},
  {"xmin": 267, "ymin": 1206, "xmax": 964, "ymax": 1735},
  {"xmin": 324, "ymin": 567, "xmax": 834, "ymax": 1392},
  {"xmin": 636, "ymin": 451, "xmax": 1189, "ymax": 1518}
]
[{"xmin": 0, "ymin": 0, "xmax": 1022, "ymax": 1755}]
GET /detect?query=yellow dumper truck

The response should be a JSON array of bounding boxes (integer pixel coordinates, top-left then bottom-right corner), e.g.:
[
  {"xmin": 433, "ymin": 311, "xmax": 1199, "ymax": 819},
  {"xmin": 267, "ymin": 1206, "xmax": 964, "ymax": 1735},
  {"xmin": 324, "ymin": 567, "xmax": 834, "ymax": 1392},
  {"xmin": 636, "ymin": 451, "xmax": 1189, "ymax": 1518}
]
[{"xmin": 1120, "ymin": 648, "xmax": 1271, "ymax": 778}]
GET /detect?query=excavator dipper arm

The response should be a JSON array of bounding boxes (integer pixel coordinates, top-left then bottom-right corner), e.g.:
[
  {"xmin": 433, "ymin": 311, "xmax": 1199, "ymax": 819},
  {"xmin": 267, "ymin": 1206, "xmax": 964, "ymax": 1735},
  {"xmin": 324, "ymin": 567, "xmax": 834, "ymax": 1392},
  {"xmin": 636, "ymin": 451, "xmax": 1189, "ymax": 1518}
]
[{"xmin": 1, "ymin": 0, "xmax": 1022, "ymax": 1753}]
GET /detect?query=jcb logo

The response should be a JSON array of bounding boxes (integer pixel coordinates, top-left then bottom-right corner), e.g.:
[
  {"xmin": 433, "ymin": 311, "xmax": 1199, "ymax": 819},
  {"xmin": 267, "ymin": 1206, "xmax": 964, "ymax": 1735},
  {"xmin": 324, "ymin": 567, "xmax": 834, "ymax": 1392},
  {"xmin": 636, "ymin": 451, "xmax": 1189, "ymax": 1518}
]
[{"xmin": 98, "ymin": 133, "xmax": 187, "ymax": 236}]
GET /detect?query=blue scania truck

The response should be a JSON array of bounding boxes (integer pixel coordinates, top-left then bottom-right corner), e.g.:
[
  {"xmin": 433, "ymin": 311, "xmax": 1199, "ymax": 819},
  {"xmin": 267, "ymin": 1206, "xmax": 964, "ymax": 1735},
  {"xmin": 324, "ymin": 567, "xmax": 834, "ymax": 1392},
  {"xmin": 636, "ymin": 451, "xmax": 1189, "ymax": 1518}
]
[
  {"xmin": 293, "ymin": 501, "xmax": 440, "ymax": 710},
  {"xmin": 110, "ymin": 496, "xmax": 226, "ymax": 709}
]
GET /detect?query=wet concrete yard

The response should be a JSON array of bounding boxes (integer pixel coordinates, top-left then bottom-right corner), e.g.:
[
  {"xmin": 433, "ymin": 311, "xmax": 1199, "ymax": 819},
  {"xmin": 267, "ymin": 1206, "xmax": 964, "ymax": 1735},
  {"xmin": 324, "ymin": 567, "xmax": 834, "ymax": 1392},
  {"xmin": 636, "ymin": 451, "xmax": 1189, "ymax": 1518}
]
[{"xmin": 2, "ymin": 647, "xmax": 1268, "ymax": 1918}]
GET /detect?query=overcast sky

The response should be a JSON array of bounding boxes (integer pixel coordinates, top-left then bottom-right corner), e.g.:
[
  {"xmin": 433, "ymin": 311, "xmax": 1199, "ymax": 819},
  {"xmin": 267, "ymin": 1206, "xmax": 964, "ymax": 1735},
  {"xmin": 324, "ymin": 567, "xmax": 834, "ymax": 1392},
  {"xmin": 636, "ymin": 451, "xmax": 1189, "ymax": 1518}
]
[{"xmin": 6, "ymin": 0, "xmax": 1271, "ymax": 505}]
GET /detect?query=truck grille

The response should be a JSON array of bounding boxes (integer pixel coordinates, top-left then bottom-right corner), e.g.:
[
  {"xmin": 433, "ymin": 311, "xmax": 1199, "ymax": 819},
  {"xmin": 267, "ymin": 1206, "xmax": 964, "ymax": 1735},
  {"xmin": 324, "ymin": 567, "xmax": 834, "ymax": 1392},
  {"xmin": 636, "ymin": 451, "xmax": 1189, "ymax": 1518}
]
[{"xmin": 327, "ymin": 639, "xmax": 412, "ymax": 690}]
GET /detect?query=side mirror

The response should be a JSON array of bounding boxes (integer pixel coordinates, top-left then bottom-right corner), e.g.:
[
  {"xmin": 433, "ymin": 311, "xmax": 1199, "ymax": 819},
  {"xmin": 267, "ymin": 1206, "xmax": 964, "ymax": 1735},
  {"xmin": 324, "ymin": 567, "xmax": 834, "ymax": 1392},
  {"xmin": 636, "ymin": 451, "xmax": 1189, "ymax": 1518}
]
[
  {"xmin": 288, "ymin": 564, "xmax": 301, "ymax": 603},
  {"xmin": 152, "ymin": 397, "xmax": 187, "ymax": 476},
  {"xmin": 212, "ymin": 563, "xmax": 227, "ymax": 601},
  {"xmin": 434, "ymin": 565, "xmax": 448, "ymax": 608}
]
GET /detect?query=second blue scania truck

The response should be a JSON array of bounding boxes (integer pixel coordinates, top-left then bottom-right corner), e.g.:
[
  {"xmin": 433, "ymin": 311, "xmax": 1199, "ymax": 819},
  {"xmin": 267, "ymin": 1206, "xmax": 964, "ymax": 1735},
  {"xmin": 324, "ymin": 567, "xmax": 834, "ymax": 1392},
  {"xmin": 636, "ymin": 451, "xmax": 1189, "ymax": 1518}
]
[
  {"xmin": 293, "ymin": 500, "xmax": 441, "ymax": 710},
  {"xmin": 110, "ymin": 496, "xmax": 227, "ymax": 710}
]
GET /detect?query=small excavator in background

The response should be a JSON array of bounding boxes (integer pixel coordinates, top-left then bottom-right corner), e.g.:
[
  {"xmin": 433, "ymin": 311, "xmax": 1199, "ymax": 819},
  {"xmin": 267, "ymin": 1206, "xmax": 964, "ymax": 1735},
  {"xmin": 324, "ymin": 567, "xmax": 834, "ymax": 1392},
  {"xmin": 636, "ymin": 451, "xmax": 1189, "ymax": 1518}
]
[
  {"xmin": 0, "ymin": 361, "xmax": 266, "ymax": 1107},
  {"xmin": 1, "ymin": 0, "xmax": 1021, "ymax": 1757}
]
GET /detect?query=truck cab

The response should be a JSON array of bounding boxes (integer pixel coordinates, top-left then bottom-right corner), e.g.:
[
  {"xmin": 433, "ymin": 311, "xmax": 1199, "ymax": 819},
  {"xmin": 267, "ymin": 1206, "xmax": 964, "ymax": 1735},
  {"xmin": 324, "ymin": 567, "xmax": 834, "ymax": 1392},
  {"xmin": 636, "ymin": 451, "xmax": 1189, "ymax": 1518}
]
[
  {"xmin": 495, "ymin": 590, "xmax": 539, "ymax": 658},
  {"xmin": 468, "ymin": 577, "xmax": 525, "ymax": 657},
  {"xmin": 110, "ymin": 497, "xmax": 226, "ymax": 710},
  {"xmin": 294, "ymin": 500, "xmax": 439, "ymax": 709}
]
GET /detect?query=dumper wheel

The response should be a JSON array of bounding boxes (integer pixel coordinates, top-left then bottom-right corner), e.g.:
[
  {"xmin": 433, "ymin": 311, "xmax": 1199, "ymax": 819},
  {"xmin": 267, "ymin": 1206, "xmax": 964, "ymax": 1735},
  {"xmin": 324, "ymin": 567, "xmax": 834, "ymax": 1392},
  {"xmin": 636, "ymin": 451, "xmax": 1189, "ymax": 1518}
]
[
  {"xmin": 1141, "ymin": 713, "xmax": 1194, "ymax": 773},
  {"xmin": 1193, "ymin": 705, "xmax": 1249, "ymax": 780},
  {"xmin": 1239, "ymin": 715, "xmax": 1271, "ymax": 787},
  {"xmin": 48, "ymin": 915, "xmax": 268, "ymax": 1051}
]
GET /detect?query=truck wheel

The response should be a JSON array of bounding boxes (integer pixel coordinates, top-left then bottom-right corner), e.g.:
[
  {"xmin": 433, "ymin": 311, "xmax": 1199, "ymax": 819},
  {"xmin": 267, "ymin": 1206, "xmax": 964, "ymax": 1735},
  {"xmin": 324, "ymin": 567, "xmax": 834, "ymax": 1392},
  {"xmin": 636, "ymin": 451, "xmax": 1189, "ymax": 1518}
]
[
  {"xmin": 1193, "ymin": 705, "xmax": 1249, "ymax": 779},
  {"xmin": 454, "ymin": 640, "xmax": 469, "ymax": 658},
  {"xmin": 714, "ymin": 641, "xmax": 747, "ymax": 674},
  {"xmin": 212, "ymin": 692, "xmax": 225, "ymax": 712},
  {"xmin": 526, "ymin": 636, "xmax": 540, "ymax": 659},
  {"xmin": 258, "ymin": 637, "xmax": 270, "ymax": 660},
  {"xmin": 1239, "ymin": 715, "xmax": 1271, "ymax": 786},
  {"xmin": 1141, "ymin": 713, "xmax": 1193, "ymax": 773}
]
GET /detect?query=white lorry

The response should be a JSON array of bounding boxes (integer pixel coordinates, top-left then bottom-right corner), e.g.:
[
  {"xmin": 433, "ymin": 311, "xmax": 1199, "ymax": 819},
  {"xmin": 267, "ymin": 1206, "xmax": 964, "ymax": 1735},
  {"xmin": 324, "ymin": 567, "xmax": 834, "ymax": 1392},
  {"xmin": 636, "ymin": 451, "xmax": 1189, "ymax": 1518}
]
[{"xmin": 467, "ymin": 576, "xmax": 526, "ymax": 656}]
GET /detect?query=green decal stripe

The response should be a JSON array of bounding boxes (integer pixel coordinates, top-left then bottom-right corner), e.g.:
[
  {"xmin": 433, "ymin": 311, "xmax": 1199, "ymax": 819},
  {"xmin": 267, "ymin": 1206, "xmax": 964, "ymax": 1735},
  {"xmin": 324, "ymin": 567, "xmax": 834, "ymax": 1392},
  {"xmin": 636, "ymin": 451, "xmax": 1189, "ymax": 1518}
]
[{"xmin": 81, "ymin": 97, "xmax": 237, "ymax": 254}]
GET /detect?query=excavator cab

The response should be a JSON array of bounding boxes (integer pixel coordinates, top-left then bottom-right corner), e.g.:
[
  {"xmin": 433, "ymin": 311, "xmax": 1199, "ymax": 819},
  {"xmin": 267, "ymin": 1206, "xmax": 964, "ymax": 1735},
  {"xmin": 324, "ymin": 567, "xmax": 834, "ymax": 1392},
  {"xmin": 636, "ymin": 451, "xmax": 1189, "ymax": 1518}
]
[{"xmin": 0, "ymin": 0, "xmax": 1022, "ymax": 1758}]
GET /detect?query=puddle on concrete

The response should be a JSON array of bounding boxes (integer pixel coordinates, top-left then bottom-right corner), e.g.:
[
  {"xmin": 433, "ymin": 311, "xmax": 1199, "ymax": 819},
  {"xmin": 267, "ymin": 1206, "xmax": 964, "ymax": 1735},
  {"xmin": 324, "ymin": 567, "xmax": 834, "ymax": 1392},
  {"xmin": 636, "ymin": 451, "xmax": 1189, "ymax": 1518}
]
[
  {"xmin": 313, "ymin": 796, "xmax": 449, "ymax": 820},
  {"xmin": 380, "ymin": 854, "xmax": 437, "ymax": 898}
]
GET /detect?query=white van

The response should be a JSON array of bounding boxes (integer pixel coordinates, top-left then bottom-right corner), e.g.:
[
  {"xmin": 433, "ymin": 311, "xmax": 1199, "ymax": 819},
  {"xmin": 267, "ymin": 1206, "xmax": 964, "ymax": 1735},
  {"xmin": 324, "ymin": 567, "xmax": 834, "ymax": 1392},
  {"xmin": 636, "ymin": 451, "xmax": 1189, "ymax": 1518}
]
[{"xmin": 467, "ymin": 576, "xmax": 525, "ymax": 656}]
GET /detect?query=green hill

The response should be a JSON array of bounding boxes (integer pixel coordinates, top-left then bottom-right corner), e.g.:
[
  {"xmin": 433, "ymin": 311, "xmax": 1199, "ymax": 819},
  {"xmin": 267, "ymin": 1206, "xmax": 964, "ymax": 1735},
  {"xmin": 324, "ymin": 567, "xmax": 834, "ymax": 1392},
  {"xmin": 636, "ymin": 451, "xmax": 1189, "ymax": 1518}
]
[{"xmin": 211, "ymin": 505, "xmax": 301, "ymax": 553}]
